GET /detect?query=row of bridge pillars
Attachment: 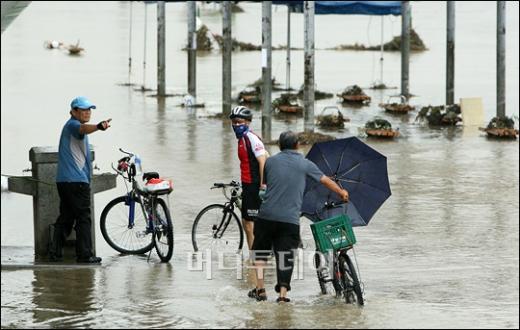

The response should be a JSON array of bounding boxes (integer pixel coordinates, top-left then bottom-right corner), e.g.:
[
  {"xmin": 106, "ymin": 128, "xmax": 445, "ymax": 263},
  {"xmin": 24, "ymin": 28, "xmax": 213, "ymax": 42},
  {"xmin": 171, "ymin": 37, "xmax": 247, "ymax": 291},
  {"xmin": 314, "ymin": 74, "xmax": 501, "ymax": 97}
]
[{"xmin": 149, "ymin": 1, "xmax": 508, "ymax": 140}]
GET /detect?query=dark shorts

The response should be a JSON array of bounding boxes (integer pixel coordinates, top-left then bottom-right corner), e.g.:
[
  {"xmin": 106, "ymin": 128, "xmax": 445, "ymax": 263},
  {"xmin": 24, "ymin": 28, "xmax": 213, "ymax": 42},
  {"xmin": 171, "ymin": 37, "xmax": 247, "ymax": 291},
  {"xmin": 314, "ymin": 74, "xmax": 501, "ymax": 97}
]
[
  {"xmin": 241, "ymin": 182, "xmax": 261, "ymax": 221},
  {"xmin": 252, "ymin": 219, "xmax": 300, "ymax": 261}
]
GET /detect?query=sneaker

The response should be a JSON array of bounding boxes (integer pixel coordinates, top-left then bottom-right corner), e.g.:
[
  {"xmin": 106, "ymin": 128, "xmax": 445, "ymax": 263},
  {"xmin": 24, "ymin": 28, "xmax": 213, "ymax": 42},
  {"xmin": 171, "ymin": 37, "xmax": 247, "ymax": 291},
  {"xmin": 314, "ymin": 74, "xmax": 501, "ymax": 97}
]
[
  {"xmin": 77, "ymin": 256, "xmax": 102, "ymax": 263},
  {"xmin": 247, "ymin": 288, "xmax": 267, "ymax": 301}
]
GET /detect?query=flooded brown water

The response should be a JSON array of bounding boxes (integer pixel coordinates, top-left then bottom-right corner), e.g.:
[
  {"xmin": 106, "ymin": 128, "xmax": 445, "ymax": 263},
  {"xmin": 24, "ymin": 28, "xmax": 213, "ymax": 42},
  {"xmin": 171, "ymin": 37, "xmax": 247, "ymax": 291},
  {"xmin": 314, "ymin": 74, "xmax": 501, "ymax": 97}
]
[{"xmin": 1, "ymin": 1, "xmax": 519, "ymax": 328}]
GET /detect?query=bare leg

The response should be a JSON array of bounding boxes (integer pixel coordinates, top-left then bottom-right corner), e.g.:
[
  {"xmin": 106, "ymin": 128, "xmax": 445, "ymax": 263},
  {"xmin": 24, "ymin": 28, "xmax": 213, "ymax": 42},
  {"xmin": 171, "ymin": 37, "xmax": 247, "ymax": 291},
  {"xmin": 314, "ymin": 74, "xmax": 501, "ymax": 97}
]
[
  {"xmin": 279, "ymin": 286, "xmax": 288, "ymax": 298},
  {"xmin": 242, "ymin": 219, "xmax": 254, "ymax": 250},
  {"xmin": 255, "ymin": 259, "xmax": 266, "ymax": 291}
]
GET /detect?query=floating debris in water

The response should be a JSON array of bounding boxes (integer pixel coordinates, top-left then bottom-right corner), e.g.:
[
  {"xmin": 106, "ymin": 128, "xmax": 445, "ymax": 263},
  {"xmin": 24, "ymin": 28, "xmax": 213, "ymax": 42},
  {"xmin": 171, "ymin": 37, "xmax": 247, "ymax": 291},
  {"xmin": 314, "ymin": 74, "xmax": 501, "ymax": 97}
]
[
  {"xmin": 416, "ymin": 104, "xmax": 461, "ymax": 126},
  {"xmin": 297, "ymin": 131, "xmax": 335, "ymax": 145},
  {"xmin": 364, "ymin": 118, "xmax": 399, "ymax": 138},
  {"xmin": 195, "ymin": 24, "xmax": 214, "ymax": 51},
  {"xmin": 67, "ymin": 40, "xmax": 84, "ymax": 55},
  {"xmin": 43, "ymin": 40, "xmax": 64, "ymax": 49},
  {"xmin": 231, "ymin": 3, "xmax": 244, "ymax": 12},
  {"xmin": 337, "ymin": 85, "xmax": 371, "ymax": 104},
  {"xmin": 211, "ymin": 36, "xmax": 298, "ymax": 52},
  {"xmin": 268, "ymin": 131, "xmax": 335, "ymax": 145},
  {"xmin": 238, "ymin": 86, "xmax": 262, "ymax": 104},
  {"xmin": 248, "ymin": 77, "xmax": 285, "ymax": 91},
  {"xmin": 273, "ymin": 93, "xmax": 302, "ymax": 114},
  {"xmin": 316, "ymin": 106, "xmax": 349, "ymax": 129},
  {"xmin": 479, "ymin": 116, "xmax": 519, "ymax": 139},
  {"xmin": 213, "ymin": 34, "xmax": 260, "ymax": 51},
  {"xmin": 379, "ymin": 95, "xmax": 415, "ymax": 114},
  {"xmin": 296, "ymin": 85, "xmax": 333, "ymax": 100}
]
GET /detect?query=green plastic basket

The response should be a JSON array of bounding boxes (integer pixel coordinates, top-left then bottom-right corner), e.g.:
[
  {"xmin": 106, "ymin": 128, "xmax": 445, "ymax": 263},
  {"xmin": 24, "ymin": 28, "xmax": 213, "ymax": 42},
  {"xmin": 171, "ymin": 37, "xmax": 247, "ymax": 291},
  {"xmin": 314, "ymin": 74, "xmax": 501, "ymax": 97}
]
[{"xmin": 310, "ymin": 214, "xmax": 356, "ymax": 253}]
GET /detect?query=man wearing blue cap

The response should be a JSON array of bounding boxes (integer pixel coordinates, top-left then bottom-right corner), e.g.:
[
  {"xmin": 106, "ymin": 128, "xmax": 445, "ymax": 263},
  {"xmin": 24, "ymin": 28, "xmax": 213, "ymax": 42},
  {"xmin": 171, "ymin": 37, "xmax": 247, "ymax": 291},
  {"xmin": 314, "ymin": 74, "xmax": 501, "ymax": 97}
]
[{"xmin": 49, "ymin": 96, "xmax": 111, "ymax": 263}]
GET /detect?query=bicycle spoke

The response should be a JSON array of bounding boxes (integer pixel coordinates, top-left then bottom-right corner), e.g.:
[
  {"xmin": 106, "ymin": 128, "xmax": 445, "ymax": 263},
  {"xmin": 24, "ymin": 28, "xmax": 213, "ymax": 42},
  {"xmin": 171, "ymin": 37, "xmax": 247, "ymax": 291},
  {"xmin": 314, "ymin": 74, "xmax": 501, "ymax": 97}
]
[
  {"xmin": 101, "ymin": 196, "xmax": 153, "ymax": 254},
  {"xmin": 152, "ymin": 199, "xmax": 174, "ymax": 262},
  {"xmin": 192, "ymin": 205, "xmax": 242, "ymax": 254}
]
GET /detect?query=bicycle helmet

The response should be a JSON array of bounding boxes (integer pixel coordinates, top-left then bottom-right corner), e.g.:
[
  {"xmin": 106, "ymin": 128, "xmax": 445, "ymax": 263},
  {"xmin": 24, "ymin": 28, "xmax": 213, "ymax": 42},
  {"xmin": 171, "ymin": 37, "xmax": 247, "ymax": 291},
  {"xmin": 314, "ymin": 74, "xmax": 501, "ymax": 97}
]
[{"xmin": 229, "ymin": 106, "xmax": 253, "ymax": 121}]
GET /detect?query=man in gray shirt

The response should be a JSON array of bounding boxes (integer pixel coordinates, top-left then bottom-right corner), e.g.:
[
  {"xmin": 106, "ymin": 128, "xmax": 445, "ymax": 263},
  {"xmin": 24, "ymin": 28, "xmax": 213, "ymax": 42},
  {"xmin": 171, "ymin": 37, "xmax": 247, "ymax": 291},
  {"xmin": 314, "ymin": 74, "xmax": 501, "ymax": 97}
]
[{"xmin": 248, "ymin": 131, "xmax": 349, "ymax": 303}]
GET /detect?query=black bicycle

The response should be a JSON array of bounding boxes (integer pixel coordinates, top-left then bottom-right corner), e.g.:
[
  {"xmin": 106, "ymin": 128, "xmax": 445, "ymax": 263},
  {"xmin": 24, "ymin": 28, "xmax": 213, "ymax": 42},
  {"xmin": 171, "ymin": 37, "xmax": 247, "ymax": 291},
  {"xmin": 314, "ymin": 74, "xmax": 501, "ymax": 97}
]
[
  {"xmin": 191, "ymin": 181, "xmax": 244, "ymax": 253},
  {"xmin": 311, "ymin": 202, "xmax": 364, "ymax": 305},
  {"xmin": 100, "ymin": 148, "xmax": 174, "ymax": 262}
]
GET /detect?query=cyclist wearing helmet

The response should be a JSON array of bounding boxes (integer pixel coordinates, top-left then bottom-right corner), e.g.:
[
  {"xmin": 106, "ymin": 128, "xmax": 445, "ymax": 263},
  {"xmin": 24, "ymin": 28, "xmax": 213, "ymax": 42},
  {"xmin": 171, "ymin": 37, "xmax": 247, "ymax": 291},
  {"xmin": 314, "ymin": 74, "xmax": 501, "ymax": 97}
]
[{"xmin": 229, "ymin": 106, "xmax": 267, "ymax": 250}]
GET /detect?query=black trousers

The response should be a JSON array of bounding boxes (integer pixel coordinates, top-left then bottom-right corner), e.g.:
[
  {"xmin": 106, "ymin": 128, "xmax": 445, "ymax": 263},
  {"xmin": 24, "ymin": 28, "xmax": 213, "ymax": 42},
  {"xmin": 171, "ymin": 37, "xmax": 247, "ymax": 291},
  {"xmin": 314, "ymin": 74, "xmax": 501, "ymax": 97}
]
[
  {"xmin": 51, "ymin": 182, "xmax": 93, "ymax": 259},
  {"xmin": 252, "ymin": 219, "xmax": 300, "ymax": 292}
]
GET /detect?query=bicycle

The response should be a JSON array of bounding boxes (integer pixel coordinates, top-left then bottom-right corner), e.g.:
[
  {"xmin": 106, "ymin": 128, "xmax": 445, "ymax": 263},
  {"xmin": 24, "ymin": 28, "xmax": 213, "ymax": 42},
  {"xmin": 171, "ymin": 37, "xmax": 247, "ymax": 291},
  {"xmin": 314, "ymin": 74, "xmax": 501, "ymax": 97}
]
[
  {"xmin": 311, "ymin": 202, "xmax": 364, "ymax": 305},
  {"xmin": 100, "ymin": 148, "xmax": 174, "ymax": 262},
  {"xmin": 191, "ymin": 181, "xmax": 244, "ymax": 253}
]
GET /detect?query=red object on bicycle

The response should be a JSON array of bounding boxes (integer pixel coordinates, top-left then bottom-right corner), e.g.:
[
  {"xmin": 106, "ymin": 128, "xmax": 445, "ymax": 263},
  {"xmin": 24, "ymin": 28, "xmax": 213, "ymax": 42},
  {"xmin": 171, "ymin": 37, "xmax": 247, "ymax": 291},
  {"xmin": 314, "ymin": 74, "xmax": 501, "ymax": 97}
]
[{"xmin": 118, "ymin": 161, "xmax": 128, "ymax": 172}]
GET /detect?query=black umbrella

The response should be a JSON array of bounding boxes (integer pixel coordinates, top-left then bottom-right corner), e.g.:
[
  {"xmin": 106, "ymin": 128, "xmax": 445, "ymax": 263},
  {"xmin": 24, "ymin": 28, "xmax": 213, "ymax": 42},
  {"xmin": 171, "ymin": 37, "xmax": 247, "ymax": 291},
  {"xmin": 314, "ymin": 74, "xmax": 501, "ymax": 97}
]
[{"xmin": 302, "ymin": 137, "xmax": 391, "ymax": 226}]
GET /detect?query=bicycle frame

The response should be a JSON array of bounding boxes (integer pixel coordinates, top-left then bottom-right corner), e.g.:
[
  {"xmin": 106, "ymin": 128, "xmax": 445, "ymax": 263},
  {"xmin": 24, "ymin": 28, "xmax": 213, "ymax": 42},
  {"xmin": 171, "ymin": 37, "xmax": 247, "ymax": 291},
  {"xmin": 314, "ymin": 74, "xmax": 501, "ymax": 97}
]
[
  {"xmin": 212, "ymin": 184, "xmax": 241, "ymax": 238},
  {"xmin": 112, "ymin": 148, "xmax": 164, "ymax": 236},
  {"xmin": 124, "ymin": 189, "xmax": 155, "ymax": 234}
]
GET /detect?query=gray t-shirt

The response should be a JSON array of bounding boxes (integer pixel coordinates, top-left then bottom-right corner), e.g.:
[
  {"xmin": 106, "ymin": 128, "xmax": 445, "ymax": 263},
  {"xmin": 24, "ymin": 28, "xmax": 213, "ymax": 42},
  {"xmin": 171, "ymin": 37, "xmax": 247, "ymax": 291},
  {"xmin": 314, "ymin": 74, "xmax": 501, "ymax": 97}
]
[{"xmin": 258, "ymin": 149, "xmax": 324, "ymax": 225}]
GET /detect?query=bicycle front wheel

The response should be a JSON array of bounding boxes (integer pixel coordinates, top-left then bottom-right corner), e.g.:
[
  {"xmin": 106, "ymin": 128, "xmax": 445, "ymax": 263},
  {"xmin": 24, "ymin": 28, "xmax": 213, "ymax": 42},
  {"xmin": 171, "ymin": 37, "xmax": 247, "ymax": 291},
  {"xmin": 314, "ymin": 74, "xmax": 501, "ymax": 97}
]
[
  {"xmin": 100, "ymin": 196, "xmax": 153, "ymax": 254},
  {"xmin": 339, "ymin": 253, "xmax": 364, "ymax": 305},
  {"xmin": 153, "ymin": 198, "xmax": 174, "ymax": 262},
  {"xmin": 192, "ymin": 204, "xmax": 243, "ymax": 253}
]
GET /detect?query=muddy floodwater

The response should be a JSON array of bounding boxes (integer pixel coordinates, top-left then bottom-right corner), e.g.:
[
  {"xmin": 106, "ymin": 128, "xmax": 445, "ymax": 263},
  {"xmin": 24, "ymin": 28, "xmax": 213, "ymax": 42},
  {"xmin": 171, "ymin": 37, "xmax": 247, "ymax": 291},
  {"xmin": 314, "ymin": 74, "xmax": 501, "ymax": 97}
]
[{"xmin": 1, "ymin": 1, "xmax": 519, "ymax": 328}]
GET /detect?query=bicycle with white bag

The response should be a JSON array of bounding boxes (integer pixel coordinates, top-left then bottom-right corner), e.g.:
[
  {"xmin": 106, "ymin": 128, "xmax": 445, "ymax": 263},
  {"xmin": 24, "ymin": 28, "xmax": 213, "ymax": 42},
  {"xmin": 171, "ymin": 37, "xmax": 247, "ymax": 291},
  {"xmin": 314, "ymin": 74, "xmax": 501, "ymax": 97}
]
[{"xmin": 100, "ymin": 148, "xmax": 174, "ymax": 262}]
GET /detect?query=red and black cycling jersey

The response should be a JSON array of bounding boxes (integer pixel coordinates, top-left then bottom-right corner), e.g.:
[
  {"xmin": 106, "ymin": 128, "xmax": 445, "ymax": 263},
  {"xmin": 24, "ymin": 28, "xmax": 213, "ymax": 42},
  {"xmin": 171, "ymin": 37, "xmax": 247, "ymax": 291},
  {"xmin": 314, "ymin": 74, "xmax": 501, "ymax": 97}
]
[{"xmin": 238, "ymin": 131, "xmax": 266, "ymax": 184}]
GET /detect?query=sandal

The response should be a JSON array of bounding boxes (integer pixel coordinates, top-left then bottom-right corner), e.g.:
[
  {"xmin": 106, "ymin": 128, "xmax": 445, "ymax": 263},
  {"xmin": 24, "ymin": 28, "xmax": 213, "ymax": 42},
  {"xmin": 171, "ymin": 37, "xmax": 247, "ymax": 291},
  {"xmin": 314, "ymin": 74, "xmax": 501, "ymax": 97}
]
[
  {"xmin": 276, "ymin": 297, "xmax": 291, "ymax": 303},
  {"xmin": 247, "ymin": 288, "xmax": 267, "ymax": 301}
]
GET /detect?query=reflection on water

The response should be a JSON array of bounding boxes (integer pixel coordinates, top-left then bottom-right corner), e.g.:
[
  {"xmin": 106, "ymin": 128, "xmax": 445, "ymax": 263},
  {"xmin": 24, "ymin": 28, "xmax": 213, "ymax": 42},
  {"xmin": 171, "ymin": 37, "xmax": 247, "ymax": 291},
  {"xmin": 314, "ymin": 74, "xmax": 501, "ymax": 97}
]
[
  {"xmin": 1, "ymin": 1, "xmax": 519, "ymax": 329},
  {"xmin": 32, "ymin": 268, "xmax": 97, "ymax": 328}
]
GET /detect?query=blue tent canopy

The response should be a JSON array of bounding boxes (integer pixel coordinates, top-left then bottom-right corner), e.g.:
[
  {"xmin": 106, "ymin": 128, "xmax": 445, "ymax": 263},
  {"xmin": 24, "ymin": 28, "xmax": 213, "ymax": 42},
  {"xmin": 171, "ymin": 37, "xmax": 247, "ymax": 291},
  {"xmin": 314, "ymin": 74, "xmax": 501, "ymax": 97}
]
[{"xmin": 273, "ymin": 1, "xmax": 401, "ymax": 16}]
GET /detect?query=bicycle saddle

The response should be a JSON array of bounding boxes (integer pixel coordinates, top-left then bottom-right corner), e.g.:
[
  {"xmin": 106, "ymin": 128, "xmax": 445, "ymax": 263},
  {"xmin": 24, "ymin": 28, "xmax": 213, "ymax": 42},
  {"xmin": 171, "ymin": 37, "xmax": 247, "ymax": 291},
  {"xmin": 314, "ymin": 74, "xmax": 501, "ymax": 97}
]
[{"xmin": 143, "ymin": 172, "xmax": 160, "ymax": 181}]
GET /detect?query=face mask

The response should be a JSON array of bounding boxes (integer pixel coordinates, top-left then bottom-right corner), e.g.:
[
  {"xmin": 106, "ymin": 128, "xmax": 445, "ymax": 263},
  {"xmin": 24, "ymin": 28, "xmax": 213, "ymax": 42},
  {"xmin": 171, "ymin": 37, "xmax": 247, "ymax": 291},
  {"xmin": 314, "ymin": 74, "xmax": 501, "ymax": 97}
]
[{"xmin": 232, "ymin": 124, "xmax": 249, "ymax": 139}]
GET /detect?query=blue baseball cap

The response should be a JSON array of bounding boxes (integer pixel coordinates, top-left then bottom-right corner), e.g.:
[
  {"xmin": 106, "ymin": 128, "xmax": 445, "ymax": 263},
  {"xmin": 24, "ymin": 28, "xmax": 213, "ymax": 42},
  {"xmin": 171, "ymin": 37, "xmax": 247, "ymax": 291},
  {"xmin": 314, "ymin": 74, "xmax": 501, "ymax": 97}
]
[{"xmin": 70, "ymin": 96, "xmax": 96, "ymax": 110}]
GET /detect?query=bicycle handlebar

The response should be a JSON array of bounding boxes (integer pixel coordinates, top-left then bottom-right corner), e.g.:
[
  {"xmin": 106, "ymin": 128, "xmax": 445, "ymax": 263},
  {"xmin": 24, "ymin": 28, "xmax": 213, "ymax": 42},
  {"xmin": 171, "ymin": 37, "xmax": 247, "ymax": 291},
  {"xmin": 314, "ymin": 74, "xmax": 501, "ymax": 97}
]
[
  {"xmin": 211, "ymin": 181, "xmax": 240, "ymax": 189},
  {"xmin": 119, "ymin": 148, "xmax": 134, "ymax": 157},
  {"xmin": 112, "ymin": 148, "xmax": 138, "ymax": 182}
]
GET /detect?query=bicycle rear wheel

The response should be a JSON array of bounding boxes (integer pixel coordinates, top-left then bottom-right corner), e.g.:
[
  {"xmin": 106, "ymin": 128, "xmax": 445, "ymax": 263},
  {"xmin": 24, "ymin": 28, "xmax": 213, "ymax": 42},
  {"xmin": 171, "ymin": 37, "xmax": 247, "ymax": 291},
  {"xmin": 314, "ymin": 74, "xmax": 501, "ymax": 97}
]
[
  {"xmin": 153, "ymin": 198, "xmax": 174, "ymax": 262},
  {"xmin": 192, "ymin": 204, "xmax": 243, "ymax": 253},
  {"xmin": 100, "ymin": 196, "xmax": 153, "ymax": 254},
  {"xmin": 314, "ymin": 251, "xmax": 328, "ymax": 294},
  {"xmin": 339, "ymin": 253, "xmax": 364, "ymax": 305}
]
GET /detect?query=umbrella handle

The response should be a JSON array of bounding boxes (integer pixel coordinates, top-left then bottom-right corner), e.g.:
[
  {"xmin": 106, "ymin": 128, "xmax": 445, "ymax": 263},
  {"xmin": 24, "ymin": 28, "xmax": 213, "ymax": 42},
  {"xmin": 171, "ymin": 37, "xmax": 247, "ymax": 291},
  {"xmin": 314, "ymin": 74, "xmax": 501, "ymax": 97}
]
[{"xmin": 324, "ymin": 201, "xmax": 348, "ymax": 209}]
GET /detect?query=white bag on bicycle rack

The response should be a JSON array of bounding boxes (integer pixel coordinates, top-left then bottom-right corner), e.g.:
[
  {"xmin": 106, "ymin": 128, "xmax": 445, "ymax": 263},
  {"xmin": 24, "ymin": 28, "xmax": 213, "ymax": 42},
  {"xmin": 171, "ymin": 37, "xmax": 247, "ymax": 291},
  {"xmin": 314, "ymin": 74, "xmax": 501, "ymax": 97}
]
[{"xmin": 144, "ymin": 178, "xmax": 173, "ymax": 195}]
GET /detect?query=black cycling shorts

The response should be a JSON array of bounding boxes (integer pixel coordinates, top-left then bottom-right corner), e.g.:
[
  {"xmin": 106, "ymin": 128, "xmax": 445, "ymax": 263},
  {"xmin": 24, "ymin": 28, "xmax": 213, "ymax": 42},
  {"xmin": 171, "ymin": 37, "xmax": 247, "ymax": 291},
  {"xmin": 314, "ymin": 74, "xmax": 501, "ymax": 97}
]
[{"xmin": 241, "ymin": 182, "xmax": 261, "ymax": 221}]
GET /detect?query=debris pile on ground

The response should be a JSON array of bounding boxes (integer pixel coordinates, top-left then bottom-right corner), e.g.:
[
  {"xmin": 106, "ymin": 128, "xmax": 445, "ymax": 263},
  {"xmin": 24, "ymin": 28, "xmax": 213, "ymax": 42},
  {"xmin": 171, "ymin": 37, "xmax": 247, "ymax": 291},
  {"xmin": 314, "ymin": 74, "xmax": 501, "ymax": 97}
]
[{"xmin": 329, "ymin": 28, "xmax": 427, "ymax": 52}]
